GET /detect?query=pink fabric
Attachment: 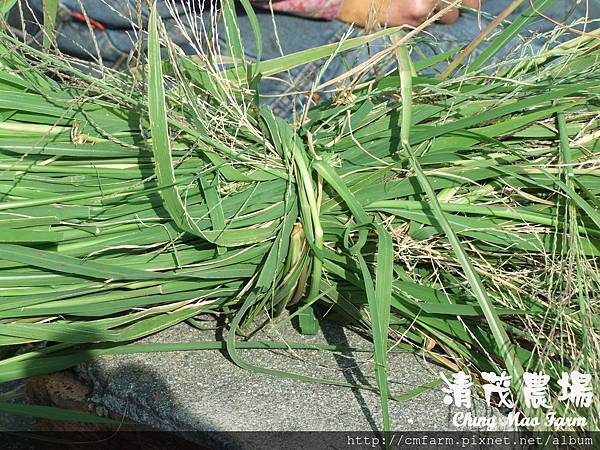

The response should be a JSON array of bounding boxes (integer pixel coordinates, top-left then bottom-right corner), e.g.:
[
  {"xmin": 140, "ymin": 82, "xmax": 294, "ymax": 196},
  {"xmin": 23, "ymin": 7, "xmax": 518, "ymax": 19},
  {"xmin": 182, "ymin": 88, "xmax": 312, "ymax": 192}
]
[{"xmin": 251, "ymin": 0, "xmax": 343, "ymax": 20}]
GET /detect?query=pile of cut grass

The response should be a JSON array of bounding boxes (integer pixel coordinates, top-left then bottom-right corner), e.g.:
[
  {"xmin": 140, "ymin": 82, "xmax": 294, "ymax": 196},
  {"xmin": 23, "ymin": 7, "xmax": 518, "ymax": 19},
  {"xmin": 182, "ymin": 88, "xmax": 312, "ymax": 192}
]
[{"xmin": 0, "ymin": 1, "xmax": 598, "ymax": 431}]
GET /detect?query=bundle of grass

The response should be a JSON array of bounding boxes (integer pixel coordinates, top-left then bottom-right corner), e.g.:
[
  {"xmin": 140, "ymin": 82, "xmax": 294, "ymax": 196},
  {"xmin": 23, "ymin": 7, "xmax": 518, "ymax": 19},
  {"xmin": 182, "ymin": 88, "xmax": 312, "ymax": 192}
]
[{"xmin": 0, "ymin": 1, "xmax": 598, "ymax": 431}]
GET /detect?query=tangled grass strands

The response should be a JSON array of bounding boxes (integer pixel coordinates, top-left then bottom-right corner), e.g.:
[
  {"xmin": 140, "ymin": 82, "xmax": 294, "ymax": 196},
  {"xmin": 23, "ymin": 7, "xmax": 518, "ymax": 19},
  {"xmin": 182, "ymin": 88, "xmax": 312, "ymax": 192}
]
[{"xmin": 0, "ymin": 1, "xmax": 598, "ymax": 432}]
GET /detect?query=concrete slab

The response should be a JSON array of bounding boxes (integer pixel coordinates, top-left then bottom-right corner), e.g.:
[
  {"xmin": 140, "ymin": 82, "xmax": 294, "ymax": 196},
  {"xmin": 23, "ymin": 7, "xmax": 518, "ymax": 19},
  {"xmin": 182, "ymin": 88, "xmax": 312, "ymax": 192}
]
[{"xmin": 74, "ymin": 316, "xmax": 510, "ymax": 441}]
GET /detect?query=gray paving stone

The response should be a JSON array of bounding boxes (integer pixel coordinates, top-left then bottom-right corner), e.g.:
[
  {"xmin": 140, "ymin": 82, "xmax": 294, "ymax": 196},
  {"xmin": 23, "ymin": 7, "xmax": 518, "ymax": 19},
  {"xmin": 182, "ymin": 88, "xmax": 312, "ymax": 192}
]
[{"xmin": 75, "ymin": 316, "xmax": 510, "ymax": 441}]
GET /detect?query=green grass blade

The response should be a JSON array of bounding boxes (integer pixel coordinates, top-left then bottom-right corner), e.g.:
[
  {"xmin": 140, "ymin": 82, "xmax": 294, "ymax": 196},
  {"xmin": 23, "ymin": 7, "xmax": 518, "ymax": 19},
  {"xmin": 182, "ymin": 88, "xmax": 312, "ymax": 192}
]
[
  {"xmin": 396, "ymin": 44, "xmax": 527, "ymax": 408},
  {"xmin": 41, "ymin": 0, "xmax": 58, "ymax": 49},
  {"xmin": 0, "ymin": 402, "xmax": 121, "ymax": 424},
  {"xmin": 0, "ymin": 0, "xmax": 17, "ymax": 17},
  {"xmin": 0, "ymin": 244, "xmax": 174, "ymax": 281},
  {"xmin": 312, "ymin": 159, "xmax": 392, "ymax": 432},
  {"xmin": 226, "ymin": 27, "xmax": 404, "ymax": 80},
  {"xmin": 468, "ymin": 0, "xmax": 557, "ymax": 72},
  {"xmin": 147, "ymin": 6, "xmax": 214, "ymax": 243}
]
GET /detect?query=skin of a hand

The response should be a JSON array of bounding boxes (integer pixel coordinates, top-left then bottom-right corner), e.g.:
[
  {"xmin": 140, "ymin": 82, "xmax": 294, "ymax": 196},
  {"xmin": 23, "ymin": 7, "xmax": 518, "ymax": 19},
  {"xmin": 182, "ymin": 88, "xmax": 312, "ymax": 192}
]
[{"xmin": 337, "ymin": 0, "xmax": 481, "ymax": 28}]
